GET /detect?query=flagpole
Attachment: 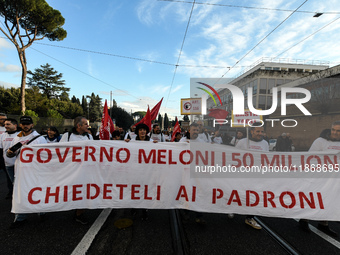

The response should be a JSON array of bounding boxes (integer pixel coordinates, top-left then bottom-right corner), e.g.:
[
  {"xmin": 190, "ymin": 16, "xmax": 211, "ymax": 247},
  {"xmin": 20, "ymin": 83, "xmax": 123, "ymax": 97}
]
[{"xmin": 110, "ymin": 91, "xmax": 112, "ymax": 119}]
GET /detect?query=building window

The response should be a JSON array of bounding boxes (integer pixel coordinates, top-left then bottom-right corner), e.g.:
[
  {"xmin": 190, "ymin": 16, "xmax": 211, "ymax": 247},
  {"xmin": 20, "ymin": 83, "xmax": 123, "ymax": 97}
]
[
  {"xmin": 259, "ymin": 82, "xmax": 266, "ymax": 94},
  {"xmin": 252, "ymin": 96, "xmax": 257, "ymax": 108},
  {"xmin": 253, "ymin": 85, "xmax": 257, "ymax": 95},
  {"xmin": 258, "ymin": 95, "xmax": 266, "ymax": 110},
  {"xmin": 267, "ymin": 96, "xmax": 272, "ymax": 108},
  {"xmin": 268, "ymin": 79, "xmax": 275, "ymax": 91}
]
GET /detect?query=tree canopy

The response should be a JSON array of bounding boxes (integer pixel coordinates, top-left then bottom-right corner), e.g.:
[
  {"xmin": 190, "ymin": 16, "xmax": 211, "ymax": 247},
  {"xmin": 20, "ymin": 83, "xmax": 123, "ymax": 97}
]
[
  {"xmin": 111, "ymin": 106, "xmax": 134, "ymax": 130},
  {"xmin": 0, "ymin": 0, "xmax": 67, "ymax": 114},
  {"xmin": 27, "ymin": 63, "xmax": 69, "ymax": 99}
]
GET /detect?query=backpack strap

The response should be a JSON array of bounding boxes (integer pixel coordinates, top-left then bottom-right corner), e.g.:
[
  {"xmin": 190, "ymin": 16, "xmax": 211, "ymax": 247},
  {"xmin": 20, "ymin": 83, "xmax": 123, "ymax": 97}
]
[{"xmin": 27, "ymin": 134, "xmax": 44, "ymax": 145}]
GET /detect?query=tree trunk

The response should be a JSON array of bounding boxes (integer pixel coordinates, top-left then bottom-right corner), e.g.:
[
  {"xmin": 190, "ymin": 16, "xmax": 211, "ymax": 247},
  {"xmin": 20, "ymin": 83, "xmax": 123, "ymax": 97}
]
[{"xmin": 18, "ymin": 49, "xmax": 27, "ymax": 115}]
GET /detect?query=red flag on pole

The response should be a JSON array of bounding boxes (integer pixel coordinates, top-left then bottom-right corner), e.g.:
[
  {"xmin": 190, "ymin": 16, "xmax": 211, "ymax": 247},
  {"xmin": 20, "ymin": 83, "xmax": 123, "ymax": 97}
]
[
  {"xmin": 99, "ymin": 100, "xmax": 114, "ymax": 140},
  {"xmin": 144, "ymin": 106, "xmax": 152, "ymax": 131},
  {"xmin": 171, "ymin": 117, "xmax": 181, "ymax": 142},
  {"xmin": 134, "ymin": 105, "xmax": 152, "ymax": 131},
  {"xmin": 134, "ymin": 96, "xmax": 161, "ymax": 127},
  {"xmin": 150, "ymin": 97, "xmax": 163, "ymax": 121}
]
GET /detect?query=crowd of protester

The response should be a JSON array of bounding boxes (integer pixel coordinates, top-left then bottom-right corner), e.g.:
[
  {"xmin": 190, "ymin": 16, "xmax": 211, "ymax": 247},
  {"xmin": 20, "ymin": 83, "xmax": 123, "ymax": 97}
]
[{"xmin": 2, "ymin": 113, "xmax": 339, "ymax": 238}]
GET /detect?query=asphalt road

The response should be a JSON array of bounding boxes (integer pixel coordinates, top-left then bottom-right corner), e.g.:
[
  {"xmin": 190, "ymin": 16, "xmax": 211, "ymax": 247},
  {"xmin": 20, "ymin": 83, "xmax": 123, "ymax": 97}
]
[{"xmin": 1, "ymin": 170, "xmax": 340, "ymax": 255}]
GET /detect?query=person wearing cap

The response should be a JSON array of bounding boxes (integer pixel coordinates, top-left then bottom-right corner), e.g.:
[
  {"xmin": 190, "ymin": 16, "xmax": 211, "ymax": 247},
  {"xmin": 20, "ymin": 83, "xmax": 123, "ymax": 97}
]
[
  {"xmin": 6, "ymin": 116, "xmax": 47, "ymax": 228},
  {"xmin": 60, "ymin": 116, "xmax": 93, "ymax": 224},
  {"xmin": 275, "ymin": 132, "xmax": 291, "ymax": 151}
]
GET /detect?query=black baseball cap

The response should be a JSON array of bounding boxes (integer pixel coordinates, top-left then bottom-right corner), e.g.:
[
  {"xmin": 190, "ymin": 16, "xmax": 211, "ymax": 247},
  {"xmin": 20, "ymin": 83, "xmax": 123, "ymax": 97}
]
[{"xmin": 20, "ymin": 116, "xmax": 33, "ymax": 125}]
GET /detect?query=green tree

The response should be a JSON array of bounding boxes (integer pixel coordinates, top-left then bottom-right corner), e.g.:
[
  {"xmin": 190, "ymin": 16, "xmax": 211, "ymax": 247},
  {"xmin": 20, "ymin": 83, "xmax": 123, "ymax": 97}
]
[
  {"xmin": 25, "ymin": 85, "xmax": 49, "ymax": 115},
  {"xmin": 27, "ymin": 63, "xmax": 69, "ymax": 100},
  {"xmin": 157, "ymin": 113, "xmax": 163, "ymax": 129},
  {"xmin": 0, "ymin": 86, "xmax": 21, "ymax": 114},
  {"xmin": 111, "ymin": 106, "xmax": 134, "ymax": 130},
  {"xmin": 132, "ymin": 111, "xmax": 146, "ymax": 122},
  {"xmin": 0, "ymin": 0, "xmax": 67, "ymax": 114},
  {"xmin": 71, "ymin": 95, "xmax": 80, "ymax": 105},
  {"xmin": 88, "ymin": 93, "xmax": 102, "ymax": 122},
  {"xmin": 164, "ymin": 113, "xmax": 169, "ymax": 129},
  {"xmin": 49, "ymin": 99, "xmax": 84, "ymax": 119},
  {"xmin": 81, "ymin": 96, "xmax": 88, "ymax": 115}
]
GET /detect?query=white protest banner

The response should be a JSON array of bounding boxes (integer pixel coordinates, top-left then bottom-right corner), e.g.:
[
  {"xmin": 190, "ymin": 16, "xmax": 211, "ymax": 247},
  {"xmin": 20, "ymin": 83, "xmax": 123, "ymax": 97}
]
[{"xmin": 12, "ymin": 141, "xmax": 340, "ymax": 221}]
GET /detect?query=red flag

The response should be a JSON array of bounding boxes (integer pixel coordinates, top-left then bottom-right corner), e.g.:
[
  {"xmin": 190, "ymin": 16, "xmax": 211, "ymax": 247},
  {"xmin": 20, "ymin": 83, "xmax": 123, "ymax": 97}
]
[
  {"xmin": 144, "ymin": 106, "xmax": 152, "ymax": 131},
  {"xmin": 99, "ymin": 100, "xmax": 114, "ymax": 140},
  {"xmin": 134, "ymin": 106, "xmax": 152, "ymax": 131},
  {"xmin": 171, "ymin": 117, "xmax": 181, "ymax": 142},
  {"xmin": 133, "ymin": 97, "xmax": 162, "ymax": 128},
  {"xmin": 150, "ymin": 97, "xmax": 163, "ymax": 121}
]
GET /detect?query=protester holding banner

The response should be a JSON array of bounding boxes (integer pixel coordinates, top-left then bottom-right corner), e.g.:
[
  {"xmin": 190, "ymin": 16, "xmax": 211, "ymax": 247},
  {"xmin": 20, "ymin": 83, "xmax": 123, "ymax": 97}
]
[
  {"xmin": 0, "ymin": 118, "xmax": 19, "ymax": 199},
  {"xmin": 125, "ymin": 123, "xmax": 155, "ymax": 219},
  {"xmin": 236, "ymin": 122, "xmax": 269, "ymax": 230},
  {"xmin": 299, "ymin": 121, "xmax": 340, "ymax": 237},
  {"xmin": 60, "ymin": 116, "xmax": 93, "ymax": 224},
  {"xmin": 180, "ymin": 123, "xmax": 204, "ymax": 143},
  {"xmin": 150, "ymin": 123, "xmax": 165, "ymax": 142},
  {"xmin": 44, "ymin": 126, "xmax": 61, "ymax": 143},
  {"xmin": 173, "ymin": 132, "xmax": 182, "ymax": 142},
  {"xmin": 163, "ymin": 130, "xmax": 170, "ymax": 142},
  {"xmin": 60, "ymin": 116, "xmax": 93, "ymax": 143},
  {"xmin": 179, "ymin": 122, "xmax": 208, "ymax": 224},
  {"xmin": 197, "ymin": 120, "xmax": 211, "ymax": 143},
  {"xmin": 0, "ymin": 113, "xmax": 13, "ymax": 199},
  {"xmin": 118, "ymin": 127, "xmax": 125, "ymax": 140},
  {"xmin": 126, "ymin": 123, "xmax": 155, "ymax": 143},
  {"xmin": 6, "ymin": 116, "xmax": 47, "ymax": 228},
  {"xmin": 124, "ymin": 125, "xmax": 137, "ymax": 141},
  {"xmin": 112, "ymin": 130, "xmax": 122, "ymax": 140}
]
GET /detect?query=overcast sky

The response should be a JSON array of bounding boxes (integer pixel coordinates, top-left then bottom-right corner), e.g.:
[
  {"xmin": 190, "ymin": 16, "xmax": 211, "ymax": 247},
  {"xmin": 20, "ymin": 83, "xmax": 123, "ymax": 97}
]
[{"xmin": 1, "ymin": 0, "xmax": 340, "ymax": 119}]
